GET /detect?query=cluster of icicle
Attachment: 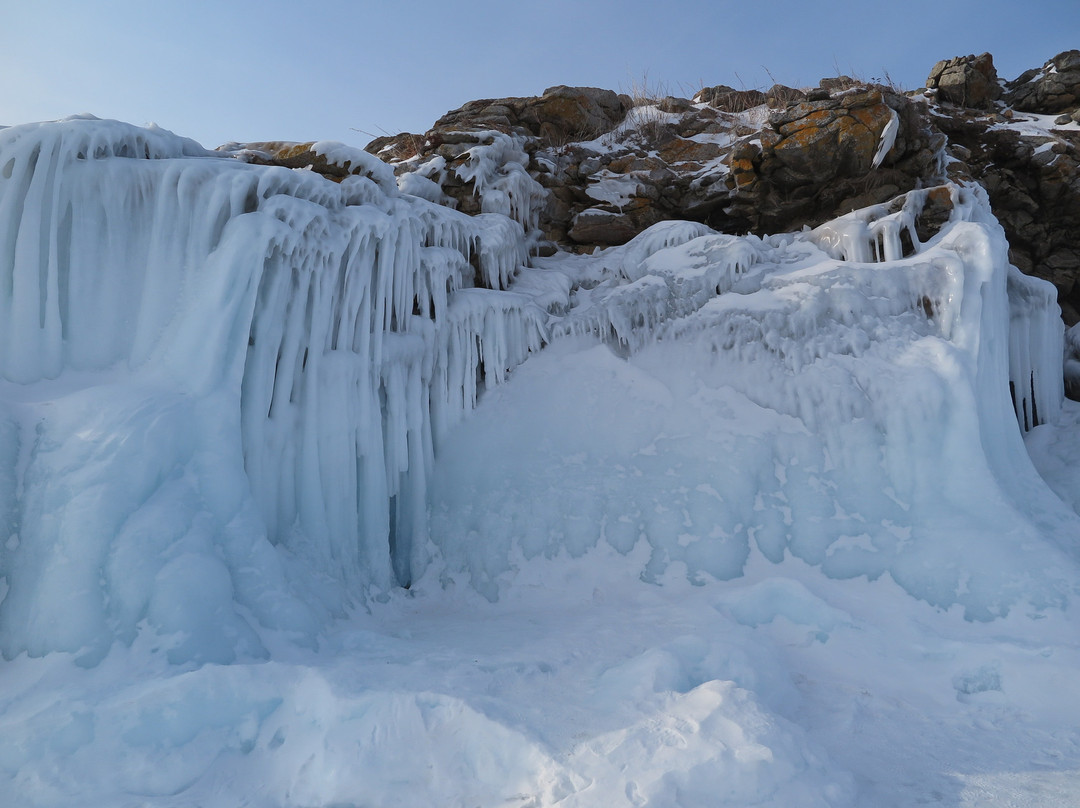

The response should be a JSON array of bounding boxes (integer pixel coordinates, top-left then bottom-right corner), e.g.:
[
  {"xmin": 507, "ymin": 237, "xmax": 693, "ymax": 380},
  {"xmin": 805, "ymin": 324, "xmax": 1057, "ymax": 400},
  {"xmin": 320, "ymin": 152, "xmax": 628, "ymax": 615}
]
[
  {"xmin": 410, "ymin": 131, "xmax": 549, "ymax": 243},
  {"xmin": 0, "ymin": 116, "xmax": 545, "ymax": 624},
  {"xmin": 558, "ymin": 185, "xmax": 1062, "ymax": 434},
  {"xmin": 549, "ymin": 220, "xmax": 767, "ymax": 352},
  {"xmin": 807, "ymin": 185, "xmax": 1062, "ymax": 431}
]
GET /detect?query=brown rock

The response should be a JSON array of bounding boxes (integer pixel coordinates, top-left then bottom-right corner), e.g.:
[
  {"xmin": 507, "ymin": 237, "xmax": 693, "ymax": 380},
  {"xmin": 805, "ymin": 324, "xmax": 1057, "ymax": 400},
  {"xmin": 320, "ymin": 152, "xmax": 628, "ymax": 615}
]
[
  {"xmin": 765, "ymin": 84, "xmax": 807, "ymax": 108},
  {"xmin": 658, "ymin": 96, "xmax": 694, "ymax": 114},
  {"xmin": 568, "ymin": 207, "xmax": 640, "ymax": 245},
  {"xmin": 694, "ymin": 85, "xmax": 766, "ymax": 112},
  {"xmin": 1005, "ymin": 51, "xmax": 1080, "ymax": 114},
  {"xmin": 521, "ymin": 86, "xmax": 630, "ymax": 144},
  {"xmin": 927, "ymin": 53, "xmax": 1001, "ymax": 109},
  {"xmin": 239, "ymin": 142, "xmax": 374, "ymax": 182},
  {"xmin": 657, "ymin": 138, "xmax": 724, "ymax": 166},
  {"xmin": 364, "ymin": 133, "xmax": 423, "ymax": 163}
]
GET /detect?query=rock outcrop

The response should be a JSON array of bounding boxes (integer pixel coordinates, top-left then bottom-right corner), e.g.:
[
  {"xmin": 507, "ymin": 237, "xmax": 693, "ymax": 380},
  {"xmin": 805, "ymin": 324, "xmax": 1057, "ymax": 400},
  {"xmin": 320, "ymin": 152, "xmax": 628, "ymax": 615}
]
[
  {"xmin": 423, "ymin": 85, "xmax": 630, "ymax": 146},
  {"xmin": 356, "ymin": 51, "xmax": 1080, "ymax": 331},
  {"xmin": 721, "ymin": 86, "xmax": 942, "ymax": 233},
  {"xmin": 926, "ymin": 53, "xmax": 1002, "ymax": 109},
  {"xmin": 1005, "ymin": 50, "xmax": 1080, "ymax": 114}
]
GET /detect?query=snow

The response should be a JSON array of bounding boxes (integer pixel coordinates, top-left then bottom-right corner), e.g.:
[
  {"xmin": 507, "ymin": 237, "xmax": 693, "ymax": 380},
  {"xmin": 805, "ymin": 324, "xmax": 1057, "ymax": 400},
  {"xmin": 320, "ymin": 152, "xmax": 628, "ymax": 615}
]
[
  {"xmin": 871, "ymin": 107, "xmax": 899, "ymax": 168},
  {"xmin": 451, "ymin": 130, "xmax": 548, "ymax": 234},
  {"xmin": 991, "ymin": 111, "xmax": 1080, "ymax": 136},
  {"xmin": 584, "ymin": 171, "xmax": 641, "ymax": 208},
  {"xmin": 2, "ymin": 117, "xmax": 1080, "ymax": 807}
]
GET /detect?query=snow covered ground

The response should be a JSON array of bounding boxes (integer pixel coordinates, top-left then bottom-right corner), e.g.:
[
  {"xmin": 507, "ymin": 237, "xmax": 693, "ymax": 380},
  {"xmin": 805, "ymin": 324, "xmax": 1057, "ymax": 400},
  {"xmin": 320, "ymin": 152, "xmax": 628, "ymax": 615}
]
[{"xmin": 1, "ymin": 117, "xmax": 1079, "ymax": 807}]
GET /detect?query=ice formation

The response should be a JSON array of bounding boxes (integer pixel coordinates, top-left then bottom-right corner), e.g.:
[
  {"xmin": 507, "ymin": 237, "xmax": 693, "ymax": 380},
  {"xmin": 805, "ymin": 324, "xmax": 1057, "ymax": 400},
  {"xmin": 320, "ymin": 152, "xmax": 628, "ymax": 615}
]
[
  {"xmin": 411, "ymin": 130, "xmax": 548, "ymax": 242},
  {"xmin": 1, "ymin": 115, "xmax": 1080, "ymax": 808},
  {"xmin": 0, "ymin": 117, "xmax": 545, "ymax": 663},
  {"xmin": 0, "ymin": 116, "xmax": 1072, "ymax": 664},
  {"xmin": 871, "ymin": 108, "xmax": 899, "ymax": 169},
  {"xmin": 433, "ymin": 184, "xmax": 1073, "ymax": 617}
]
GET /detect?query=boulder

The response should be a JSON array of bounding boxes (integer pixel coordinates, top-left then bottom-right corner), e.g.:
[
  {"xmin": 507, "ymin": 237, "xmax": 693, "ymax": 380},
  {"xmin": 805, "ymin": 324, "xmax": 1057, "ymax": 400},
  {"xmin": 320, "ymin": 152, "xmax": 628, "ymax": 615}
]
[
  {"xmin": 693, "ymin": 85, "xmax": 766, "ymax": 112},
  {"xmin": 365, "ymin": 132, "xmax": 423, "ymax": 163},
  {"xmin": 568, "ymin": 207, "xmax": 641, "ymax": 245},
  {"xmin": 818, "ymin": 76, "xmax": 863, "ymax": 94},
  {"xmin": 927, "ymin": 53, "xmax": 1001, "ymax": 109},
  {"xmin": 658, "ymin": 96, "xmax": 694, "ymax": 114},
  {"xmin": 522, "ymin": 86, "xmax": 630, "ymax": 144},
  {"xmin": 765, "ymin": 84, "xmax": 807, "ymax": 108},
  {"xmin": 426, "ymin": 86, "xmax": 630, "ymax": 147},
  {"xmin": 1005, "ymin": 50, "xmax": 1080, "ymax": 114}
]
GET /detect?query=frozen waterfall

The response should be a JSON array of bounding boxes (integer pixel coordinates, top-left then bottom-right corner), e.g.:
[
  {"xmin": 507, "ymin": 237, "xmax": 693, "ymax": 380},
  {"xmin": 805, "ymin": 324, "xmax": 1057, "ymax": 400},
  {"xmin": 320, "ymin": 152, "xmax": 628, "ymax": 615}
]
[
  {"xmin": 0, "ymin": 117, "xmax": 1070, "ymax": 667},
  {"xmin": 0, "ymin": 118, "xmax": 545, "ymax": 664}
]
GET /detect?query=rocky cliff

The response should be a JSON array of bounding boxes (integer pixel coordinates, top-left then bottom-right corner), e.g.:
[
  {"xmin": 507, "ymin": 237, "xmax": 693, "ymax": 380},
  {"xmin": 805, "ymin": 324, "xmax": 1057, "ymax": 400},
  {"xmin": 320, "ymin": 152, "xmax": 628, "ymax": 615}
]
[
  {"xmin": 225, "ymin": 53, "xmax": 1080, "ymax": 334},
  {"xmin": 346, "ymin": 52, "xmax": 1080, "ymax": 330}
]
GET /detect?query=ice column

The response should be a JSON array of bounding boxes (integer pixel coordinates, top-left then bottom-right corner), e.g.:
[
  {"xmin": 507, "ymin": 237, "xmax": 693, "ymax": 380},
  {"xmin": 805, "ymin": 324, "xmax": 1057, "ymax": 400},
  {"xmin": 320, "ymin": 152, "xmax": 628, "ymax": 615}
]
[{"xmin": 0, "ymin": 117, "xmax": 547, "ymax": 662}]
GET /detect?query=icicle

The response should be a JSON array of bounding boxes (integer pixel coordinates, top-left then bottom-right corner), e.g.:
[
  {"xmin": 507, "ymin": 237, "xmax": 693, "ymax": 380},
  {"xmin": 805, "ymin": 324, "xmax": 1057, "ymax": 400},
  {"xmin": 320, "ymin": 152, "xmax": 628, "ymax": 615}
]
[
  {"xmin": 0, "ymin": 117, "xmax": 548, "ymax": 660},
  {"xmin": 452, "ymin": 131, "xmax": 549, "ymax": 236},
  {"xmin": 1007, "ymin": 265, "xmax": 1064, "ymax": 430}
]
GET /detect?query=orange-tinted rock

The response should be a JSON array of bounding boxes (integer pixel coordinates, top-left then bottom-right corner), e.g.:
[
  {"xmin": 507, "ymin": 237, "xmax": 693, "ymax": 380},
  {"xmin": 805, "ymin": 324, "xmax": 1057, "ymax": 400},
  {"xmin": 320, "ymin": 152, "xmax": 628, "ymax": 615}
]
[
  {"xmin": 365, "ymin": 133, "xmax": 423, "ymax": 163},
  {"xmin": 236, "ymin": 142, "xmax": 356, "ymax": 182},
  {"xmin": 657, "ymin": 138, "xmax": 725, "ymax": 165}
]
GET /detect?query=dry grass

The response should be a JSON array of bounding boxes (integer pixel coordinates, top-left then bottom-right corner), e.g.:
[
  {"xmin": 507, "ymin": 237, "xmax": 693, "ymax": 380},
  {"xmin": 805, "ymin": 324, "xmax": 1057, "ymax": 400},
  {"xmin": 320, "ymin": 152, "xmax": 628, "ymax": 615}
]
[{"xmin": 612, "ymin": 73, "xmax": 679, "ymax": 147}]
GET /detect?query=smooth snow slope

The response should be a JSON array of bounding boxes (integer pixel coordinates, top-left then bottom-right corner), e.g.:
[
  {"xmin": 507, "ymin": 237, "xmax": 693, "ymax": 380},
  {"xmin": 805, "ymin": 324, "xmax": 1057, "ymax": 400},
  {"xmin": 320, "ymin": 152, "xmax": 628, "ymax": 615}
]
[{"xmin": 0, "ymin": 118, "xmax": 1079, "ymax": 807}]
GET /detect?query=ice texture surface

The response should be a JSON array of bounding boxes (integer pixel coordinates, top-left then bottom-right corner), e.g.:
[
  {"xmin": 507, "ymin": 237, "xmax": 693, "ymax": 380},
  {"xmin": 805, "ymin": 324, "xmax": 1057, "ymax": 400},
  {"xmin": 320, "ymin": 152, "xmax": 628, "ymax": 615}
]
[
  {"xmin": 434, "ymin": 185, "xmax": 1072, "ymax": 619},
  {"xmin": 1, "ymin": 118, "xmax": 1079, "ymax": 807},
  {"xmin": 0, "ymin": 117, "xmax": 546, "ymax": 662}
]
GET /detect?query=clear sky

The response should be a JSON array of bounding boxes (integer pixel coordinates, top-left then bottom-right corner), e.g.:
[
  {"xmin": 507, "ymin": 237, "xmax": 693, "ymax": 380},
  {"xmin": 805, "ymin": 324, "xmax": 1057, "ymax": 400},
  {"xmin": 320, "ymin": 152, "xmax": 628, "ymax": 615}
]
[{"xmin": 2, "ymin": 0, "xmax": 1077, "ymax": 150}]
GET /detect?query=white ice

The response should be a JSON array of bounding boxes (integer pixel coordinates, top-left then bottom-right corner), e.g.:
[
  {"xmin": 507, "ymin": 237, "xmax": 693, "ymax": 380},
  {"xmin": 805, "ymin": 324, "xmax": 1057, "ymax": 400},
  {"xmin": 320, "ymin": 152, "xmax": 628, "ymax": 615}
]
[{"xmin": 1, "ymin": 117, "xmax": 1080, "ymax": 807}]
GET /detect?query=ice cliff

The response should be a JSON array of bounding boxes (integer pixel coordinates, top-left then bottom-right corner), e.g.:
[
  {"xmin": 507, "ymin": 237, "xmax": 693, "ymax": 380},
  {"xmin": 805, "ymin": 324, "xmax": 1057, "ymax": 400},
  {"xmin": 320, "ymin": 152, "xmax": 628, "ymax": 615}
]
[
  {"xmin": 0, "ymin": 117, "xmax": 545, "ymax": 664},
  {"xmin": 0, "ymin": 114, "xmax": 1072, "ymax": 670}
]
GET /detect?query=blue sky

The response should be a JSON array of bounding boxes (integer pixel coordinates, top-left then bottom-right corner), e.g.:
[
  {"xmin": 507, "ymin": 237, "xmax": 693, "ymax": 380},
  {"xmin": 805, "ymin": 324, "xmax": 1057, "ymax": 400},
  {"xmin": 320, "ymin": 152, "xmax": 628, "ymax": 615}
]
[{"xmin": 2, "ymin": 0, "xmax": 1076, "ymax": 149}]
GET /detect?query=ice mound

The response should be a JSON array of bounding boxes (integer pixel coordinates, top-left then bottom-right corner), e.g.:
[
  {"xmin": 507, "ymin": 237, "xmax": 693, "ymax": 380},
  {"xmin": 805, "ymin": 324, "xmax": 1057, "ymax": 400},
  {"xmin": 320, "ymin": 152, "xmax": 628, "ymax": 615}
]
[{"xmin": 430, "ymin": 185, "xmax": 1077, "ymax": 619}]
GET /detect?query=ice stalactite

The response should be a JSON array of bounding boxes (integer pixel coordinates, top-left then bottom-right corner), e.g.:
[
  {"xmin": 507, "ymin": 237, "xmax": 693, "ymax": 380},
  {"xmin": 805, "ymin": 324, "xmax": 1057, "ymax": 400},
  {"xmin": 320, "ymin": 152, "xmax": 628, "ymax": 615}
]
[
  {"xmin": 1007, "ymin": 266, "xmax": 1063, "ymax": 430},
  {"xmin": 452, "ymin": 131, "xmax": 549, "ymax": 237},
  {"xmin": 871, "ymin": 108, "xmax": 900, "ymax": 169},
  {"xmin": 0, "ymin": 117, "xmax": 546, "ymax": 662}
]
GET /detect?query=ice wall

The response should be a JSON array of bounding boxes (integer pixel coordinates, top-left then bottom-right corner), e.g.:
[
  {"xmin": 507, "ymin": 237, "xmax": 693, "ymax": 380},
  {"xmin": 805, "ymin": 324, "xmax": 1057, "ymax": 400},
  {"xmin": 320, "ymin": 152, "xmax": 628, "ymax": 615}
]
[
  {"xmin": 0, "ymin": 118, "xmax": 544, "ymax": 663},
  {"xmin": 431, "ymin": 185, "xmax": 1075, "ymax": 617},
  {"xmin": 0, "ymin": 116, "xmax": 1071, "ymax": 666},
  {"xmin": 808, "ymin": 186, "xmax": 1063, "ymax": 435}
]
